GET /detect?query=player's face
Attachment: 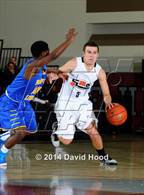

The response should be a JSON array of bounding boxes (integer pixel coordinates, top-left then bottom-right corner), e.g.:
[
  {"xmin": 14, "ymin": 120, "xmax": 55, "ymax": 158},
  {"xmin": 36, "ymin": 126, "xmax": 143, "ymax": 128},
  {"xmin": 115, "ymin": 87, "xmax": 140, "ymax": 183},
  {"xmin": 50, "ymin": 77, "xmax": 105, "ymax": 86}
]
[
  {"xmin": 83, "ymin": 46, "xmax": 99, "ymax": 66},
  {"xmin": 10, "ymin": 57, "xmax": 17, "ymax": 64}
]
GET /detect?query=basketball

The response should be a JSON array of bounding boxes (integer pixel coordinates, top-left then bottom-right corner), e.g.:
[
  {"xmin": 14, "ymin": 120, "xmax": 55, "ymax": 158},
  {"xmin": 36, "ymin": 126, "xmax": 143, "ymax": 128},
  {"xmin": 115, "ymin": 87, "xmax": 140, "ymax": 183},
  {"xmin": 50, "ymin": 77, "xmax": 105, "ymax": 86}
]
[{"xmin": 106, "ymin": 103, "xmax": 128, "ymax": 126}]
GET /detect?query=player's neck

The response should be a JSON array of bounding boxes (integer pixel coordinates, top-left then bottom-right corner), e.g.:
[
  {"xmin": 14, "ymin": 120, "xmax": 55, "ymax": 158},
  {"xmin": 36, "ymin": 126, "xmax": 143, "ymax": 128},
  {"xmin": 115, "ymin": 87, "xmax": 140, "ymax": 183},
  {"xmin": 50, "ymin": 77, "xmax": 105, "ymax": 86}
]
[{"xmin": 84, "ymin": 63, "xmax": 94, "ymax": 72}]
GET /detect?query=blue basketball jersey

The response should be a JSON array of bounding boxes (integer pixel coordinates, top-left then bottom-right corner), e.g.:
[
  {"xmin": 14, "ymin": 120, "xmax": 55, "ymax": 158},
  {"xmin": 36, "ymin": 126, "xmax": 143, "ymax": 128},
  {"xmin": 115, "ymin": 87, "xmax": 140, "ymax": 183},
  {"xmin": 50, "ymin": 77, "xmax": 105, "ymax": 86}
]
[{"xmin": 6, "ymin": 58, "xmax": 48, "ymax": 102}]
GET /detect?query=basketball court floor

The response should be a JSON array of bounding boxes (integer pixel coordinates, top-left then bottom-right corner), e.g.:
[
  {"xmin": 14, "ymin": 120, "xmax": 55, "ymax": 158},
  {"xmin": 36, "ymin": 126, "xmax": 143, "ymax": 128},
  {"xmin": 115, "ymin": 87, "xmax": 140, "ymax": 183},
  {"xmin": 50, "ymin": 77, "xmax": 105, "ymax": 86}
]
[{"xmin": 0, "ymin": 135, "xmax": 144, "ymax": 195}]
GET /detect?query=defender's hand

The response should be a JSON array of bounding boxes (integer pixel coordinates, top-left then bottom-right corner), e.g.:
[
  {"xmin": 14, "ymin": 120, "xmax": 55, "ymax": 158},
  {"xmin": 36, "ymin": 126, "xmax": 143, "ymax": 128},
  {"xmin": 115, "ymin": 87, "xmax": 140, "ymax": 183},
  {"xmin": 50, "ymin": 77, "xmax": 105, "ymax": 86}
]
[
  {"xmin": 66, "ymin": 28, "xmax": 78, "ymax": 42},
  {"xmin": 48, "ymin": 72, "xmax": 59, "ymax": 84},
  {"xmin": 58, "ymin": 72, "xmax": 68, "ymax": 82}
]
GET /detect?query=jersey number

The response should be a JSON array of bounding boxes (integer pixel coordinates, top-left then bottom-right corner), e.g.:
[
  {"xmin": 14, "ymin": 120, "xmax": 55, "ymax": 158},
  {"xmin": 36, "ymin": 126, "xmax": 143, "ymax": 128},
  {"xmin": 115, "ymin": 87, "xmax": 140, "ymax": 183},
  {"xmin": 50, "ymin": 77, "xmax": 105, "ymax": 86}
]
[{"xmin": 76, "ymin": 91, "xmax": 81, "ymax": 97}]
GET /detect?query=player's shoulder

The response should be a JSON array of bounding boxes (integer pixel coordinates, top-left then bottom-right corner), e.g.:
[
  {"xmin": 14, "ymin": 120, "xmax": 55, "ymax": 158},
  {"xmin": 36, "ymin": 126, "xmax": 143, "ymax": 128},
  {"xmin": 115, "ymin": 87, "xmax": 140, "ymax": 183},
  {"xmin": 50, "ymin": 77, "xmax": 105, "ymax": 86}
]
[
  {"xmin": 75, "ymin": 56, "xmax": 83, "ymax": 63},
  {"xmin": 70, "ymin": 57, "xmax": 77, "ymax": 63},
  {"xmin": 24, "ymin": 58, "xmax": 40, "ymax": 80},
  {"xmin": 94, "ymin": 63, "xmax": 102, "ymax": 75},
  {"xmin": 95, "ymin": 63, "xmax": 102, "ymax": 69}
]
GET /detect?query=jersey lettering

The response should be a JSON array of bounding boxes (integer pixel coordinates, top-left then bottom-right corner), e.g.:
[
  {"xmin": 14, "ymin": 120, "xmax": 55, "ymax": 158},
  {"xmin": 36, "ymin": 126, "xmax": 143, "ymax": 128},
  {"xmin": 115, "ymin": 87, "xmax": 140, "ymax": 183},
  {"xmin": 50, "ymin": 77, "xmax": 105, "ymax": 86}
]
[
  {"xmin": 70, "ymin": 79, "xmax": 90, "ymax": 89},
  {"xmin": 31, "ymin": 86, "xmax": 42, "ymax": 95},
  {"xmin": 25, "ymin": 95, "xmax": 35, "ymax": 101}
]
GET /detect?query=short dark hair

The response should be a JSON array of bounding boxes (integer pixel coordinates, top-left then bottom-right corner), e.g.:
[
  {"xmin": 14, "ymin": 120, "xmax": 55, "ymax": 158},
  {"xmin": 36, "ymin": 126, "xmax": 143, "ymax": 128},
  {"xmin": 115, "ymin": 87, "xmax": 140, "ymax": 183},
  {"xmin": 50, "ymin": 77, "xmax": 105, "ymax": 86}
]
[
  {"xmin": 83, "ymin": 41, "xmax": 99, "ymax": 52},
  {"xmin": 31, "ymin": 41, "xmax": 49, "ymax": 58}
]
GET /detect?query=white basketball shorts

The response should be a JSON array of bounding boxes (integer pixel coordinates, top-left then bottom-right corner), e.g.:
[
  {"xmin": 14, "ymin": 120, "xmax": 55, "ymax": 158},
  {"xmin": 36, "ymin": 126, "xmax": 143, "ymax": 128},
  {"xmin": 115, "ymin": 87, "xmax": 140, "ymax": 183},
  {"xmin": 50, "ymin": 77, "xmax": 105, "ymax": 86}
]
[{"xmin": 54, "ymin": 99, "xmax": 98, "ymax": 140}]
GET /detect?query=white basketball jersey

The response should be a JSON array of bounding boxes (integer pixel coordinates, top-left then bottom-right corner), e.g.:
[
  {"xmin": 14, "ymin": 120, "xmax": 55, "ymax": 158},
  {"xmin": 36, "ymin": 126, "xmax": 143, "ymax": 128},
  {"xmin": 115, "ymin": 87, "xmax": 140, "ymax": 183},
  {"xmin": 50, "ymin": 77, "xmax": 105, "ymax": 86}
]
[{"xmin": 58, "ymin": 57, "xmax": 102, "ymax": 101}]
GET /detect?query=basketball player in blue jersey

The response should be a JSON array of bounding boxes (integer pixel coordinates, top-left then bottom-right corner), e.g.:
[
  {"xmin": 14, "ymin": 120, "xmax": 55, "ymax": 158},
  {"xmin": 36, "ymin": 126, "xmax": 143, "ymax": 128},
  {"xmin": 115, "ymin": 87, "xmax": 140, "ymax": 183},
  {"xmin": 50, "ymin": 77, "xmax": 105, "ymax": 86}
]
[{"xmin": 0, "ymin": 28, "xmax": 77, "ymax": 167}]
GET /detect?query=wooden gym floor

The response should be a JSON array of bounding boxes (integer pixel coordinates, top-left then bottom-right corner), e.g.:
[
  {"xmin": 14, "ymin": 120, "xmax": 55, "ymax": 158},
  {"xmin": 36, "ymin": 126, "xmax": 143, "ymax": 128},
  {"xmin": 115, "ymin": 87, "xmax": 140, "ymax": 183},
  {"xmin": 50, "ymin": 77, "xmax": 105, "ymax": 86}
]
[{"xmin": 0, "ymin": 135, "xmax": 144, "ymax": 195}]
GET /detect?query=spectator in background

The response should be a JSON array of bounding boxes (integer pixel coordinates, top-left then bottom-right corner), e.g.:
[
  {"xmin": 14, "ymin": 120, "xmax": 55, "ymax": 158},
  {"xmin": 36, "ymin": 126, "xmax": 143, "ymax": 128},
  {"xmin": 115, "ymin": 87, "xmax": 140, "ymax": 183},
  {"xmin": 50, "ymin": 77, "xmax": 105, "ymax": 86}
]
[
  {"xmin": 9, "ymin": 56, "xmax": 19, "ymax": 73},
  {"xmin": 9, "ymin": 56, "xmax": 17, "ymax": 66},
  {"xmin": 9, "ymin": 56, "xmax": 19, "ymax": 72},
  {"xmin": 3, "ymin": 62, "xmax": 19, "ymax": 88},
  {"xmin": 0, "ymin": 70, "xmax": 4, "ymax": 96},
  {"xmin": 0, "ymin": 57, "xmax": 18, "ymax": 94}
]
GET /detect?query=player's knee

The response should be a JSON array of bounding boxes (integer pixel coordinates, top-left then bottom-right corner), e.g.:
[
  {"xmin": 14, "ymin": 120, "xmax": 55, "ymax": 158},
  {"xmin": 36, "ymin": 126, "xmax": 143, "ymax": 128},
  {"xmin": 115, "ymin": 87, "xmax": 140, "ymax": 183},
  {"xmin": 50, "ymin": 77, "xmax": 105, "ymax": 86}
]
[
  {"xmin": 62, "ymin": 139, "xmax": 73, "ymax": 145},
  {"xmin": 58, "ymin": 136, "xmax": 73, "ymax": 145},
  {"xmin": 86, "ymin": 126, "xmax": 99, "ymax": 136}
]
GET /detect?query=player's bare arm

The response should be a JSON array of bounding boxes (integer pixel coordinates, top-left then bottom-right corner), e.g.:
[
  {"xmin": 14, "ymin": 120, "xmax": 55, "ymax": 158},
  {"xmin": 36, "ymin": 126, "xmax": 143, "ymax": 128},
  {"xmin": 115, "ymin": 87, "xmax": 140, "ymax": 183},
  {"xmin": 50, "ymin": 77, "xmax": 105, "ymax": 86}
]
[
  {"xmin": 46, "ymin": 58, "xmax": 77, "ymax": 88},
  {"xmin": 24, "ymin": 28, "xmax": 77, "ymax": 80},
  {"xmin": 98, "ymin": 68, "xmax": 113, "ymax": 109},
  {"xmin": 59, "ymin": 57, "xmax": 77, "ymax": 74},
  {"xmin": 57, "ymin": 58, "xmax": 77, "ymax": 81},
  {"xmin": 45, "ymin": 58, "xmax": 77, "ymax": 84}
]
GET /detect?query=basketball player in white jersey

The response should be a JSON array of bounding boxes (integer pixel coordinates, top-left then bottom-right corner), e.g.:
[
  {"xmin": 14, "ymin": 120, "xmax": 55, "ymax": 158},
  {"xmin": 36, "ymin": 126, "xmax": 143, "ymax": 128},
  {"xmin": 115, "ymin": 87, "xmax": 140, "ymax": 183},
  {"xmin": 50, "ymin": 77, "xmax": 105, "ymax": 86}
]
[{"xmin": 51, "ymin": 41, "xmax": 117, "ymax": 166}]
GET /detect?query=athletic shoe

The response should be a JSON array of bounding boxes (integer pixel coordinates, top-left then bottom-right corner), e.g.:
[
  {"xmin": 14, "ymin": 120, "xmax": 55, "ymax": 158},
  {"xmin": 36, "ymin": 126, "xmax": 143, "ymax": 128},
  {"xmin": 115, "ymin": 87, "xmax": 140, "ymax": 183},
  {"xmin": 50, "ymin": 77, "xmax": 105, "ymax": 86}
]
[
  {"xmin": 0, "ymin": 131, "xmax": 10, "ymax": 148},
  {"xmin": 51, "ymin": 133, "xmax": 60, "ymax": 147},
  {"xmin": 0, "ymin": 139, "xmax": 4, "ymax": 148},
  {"xmin": 0, "ymin": 152, "xmax": 7, "ymax": 167}
]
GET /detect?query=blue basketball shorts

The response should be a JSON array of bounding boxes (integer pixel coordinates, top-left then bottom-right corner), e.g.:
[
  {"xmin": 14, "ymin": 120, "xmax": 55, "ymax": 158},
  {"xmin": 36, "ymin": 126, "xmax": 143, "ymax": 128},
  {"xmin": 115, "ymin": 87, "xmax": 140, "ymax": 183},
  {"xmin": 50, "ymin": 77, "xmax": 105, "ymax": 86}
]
[{"xmin": 0, "ymin": 95, "xmax": 37, "ymax": 133}]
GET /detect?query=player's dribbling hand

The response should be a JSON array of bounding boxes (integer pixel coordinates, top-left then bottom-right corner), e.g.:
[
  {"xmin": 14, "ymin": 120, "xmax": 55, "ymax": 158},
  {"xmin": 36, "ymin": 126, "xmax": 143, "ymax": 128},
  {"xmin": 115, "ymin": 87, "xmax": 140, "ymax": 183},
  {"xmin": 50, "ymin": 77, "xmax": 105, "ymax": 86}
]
[
  {"xmin": 104, "ymin": 95, "xmax": 114, "ymax": 111},
  {"xmin": 66, "ymin": 28, "xmax": 78, "ymax": 42},
  {"xmin": 105, "ymin": 103, "xmax": 114, "ymax": 111}
]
